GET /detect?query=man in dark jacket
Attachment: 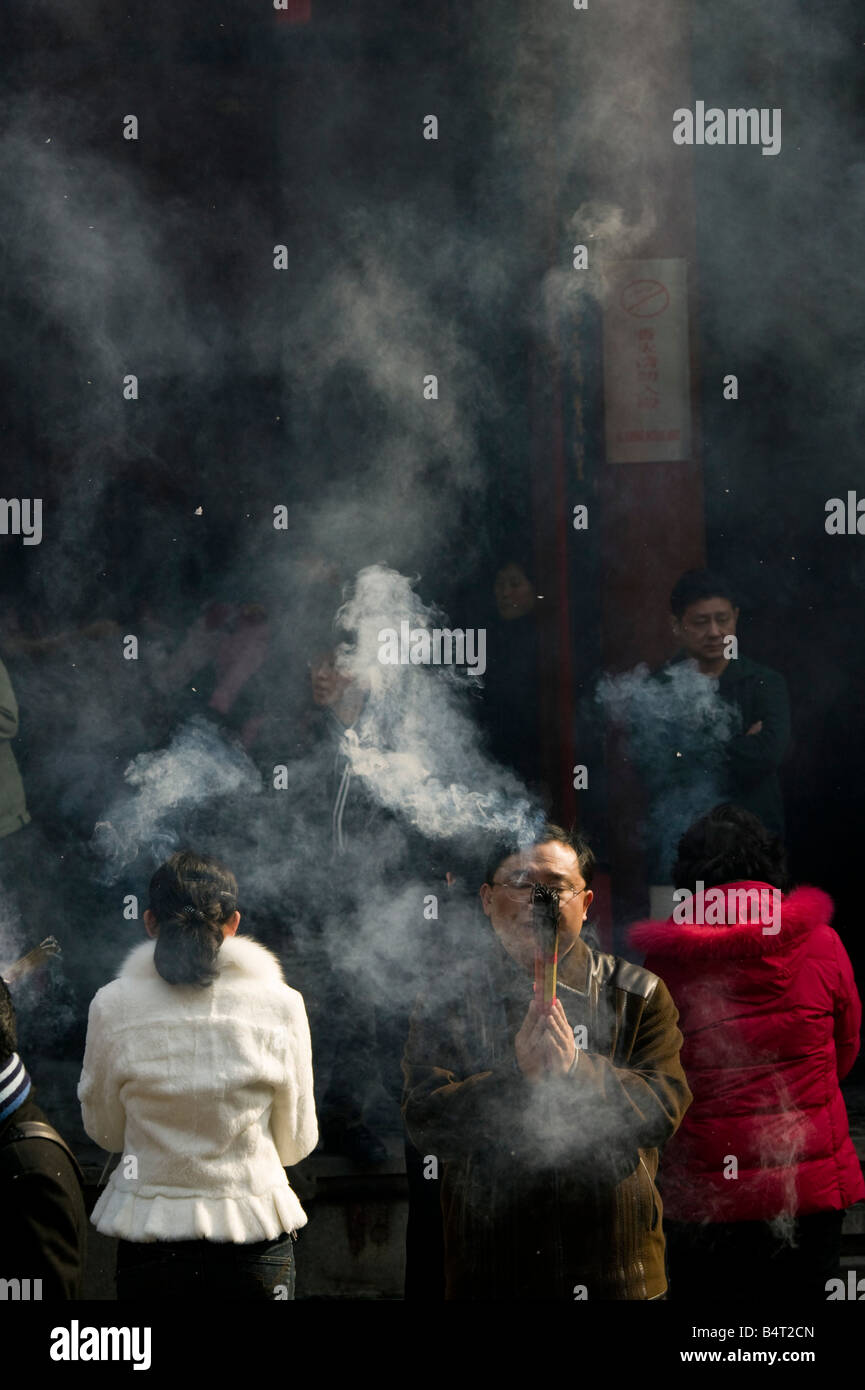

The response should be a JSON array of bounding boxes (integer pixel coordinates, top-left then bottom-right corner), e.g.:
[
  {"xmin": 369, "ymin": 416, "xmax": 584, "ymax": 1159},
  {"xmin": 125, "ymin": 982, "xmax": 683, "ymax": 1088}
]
[
  {"xmin": 402, "ymin": 824, "xmax": 691, "ymax": 1300},
  {"xmin": 638, "ymin": 571, "xmax": 791, "ymax": 882},
  {"xmin": 0, "ymin": 975, "xmax": 86, "ymax": 1298},
  {"xmin": 666, "ymin": 570, "xmax": 790, "ymax": 834}
]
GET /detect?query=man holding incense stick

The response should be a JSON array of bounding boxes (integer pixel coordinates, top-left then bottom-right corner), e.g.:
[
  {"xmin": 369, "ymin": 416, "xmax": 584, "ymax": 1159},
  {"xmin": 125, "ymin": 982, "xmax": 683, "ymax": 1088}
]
[{"xmin": 402, "ymin": 823, "xmax": 691, "ymax": 1300}]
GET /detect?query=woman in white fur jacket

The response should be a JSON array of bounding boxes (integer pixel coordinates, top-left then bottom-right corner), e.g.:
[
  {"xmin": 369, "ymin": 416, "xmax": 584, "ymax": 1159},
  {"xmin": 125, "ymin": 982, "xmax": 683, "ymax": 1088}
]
[{"xmin": 78, "ymin": 849, "xmax": 317, "ymax": 1299}]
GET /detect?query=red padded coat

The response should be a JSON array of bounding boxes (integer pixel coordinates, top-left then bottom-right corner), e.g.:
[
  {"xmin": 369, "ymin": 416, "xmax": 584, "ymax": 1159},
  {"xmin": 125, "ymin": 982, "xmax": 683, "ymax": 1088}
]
[{"xmin": 628, "ymin": 882, "xmax": 864, "ymax": 1222}]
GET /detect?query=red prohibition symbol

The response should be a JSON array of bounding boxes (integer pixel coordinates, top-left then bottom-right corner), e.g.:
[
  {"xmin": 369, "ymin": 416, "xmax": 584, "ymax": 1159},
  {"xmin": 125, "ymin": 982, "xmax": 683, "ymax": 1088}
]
[{"xmin": 620, "ymin": 279, "xmax": 670, "ymax": 317}]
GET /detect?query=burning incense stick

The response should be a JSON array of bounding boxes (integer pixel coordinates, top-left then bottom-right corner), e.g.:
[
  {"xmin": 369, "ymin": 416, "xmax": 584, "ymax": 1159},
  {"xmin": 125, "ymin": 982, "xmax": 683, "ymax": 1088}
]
[
  {"xmin": 532, "ymin": 885, "xmax": 560, "ymax": 1012},
  {"xmin": 1, "ymin": 936, "xmax": 61, "ymax": 983}
]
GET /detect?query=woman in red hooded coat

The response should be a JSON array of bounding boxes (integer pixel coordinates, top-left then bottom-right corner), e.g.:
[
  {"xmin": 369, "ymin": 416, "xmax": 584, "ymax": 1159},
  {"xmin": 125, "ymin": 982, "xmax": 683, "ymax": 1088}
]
[{"xmin": 629, "ymin": 805, "xmax": 864, "ymax": 1301}]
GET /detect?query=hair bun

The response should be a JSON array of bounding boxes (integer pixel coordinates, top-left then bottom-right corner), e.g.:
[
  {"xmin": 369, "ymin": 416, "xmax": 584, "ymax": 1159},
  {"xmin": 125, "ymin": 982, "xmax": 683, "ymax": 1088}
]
[{"xmin": 149, "ymin": 851, "xmax": 238, "ymax": 987}]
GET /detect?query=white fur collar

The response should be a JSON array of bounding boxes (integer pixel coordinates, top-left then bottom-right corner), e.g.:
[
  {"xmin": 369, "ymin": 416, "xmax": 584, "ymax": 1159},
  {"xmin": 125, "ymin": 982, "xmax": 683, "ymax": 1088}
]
[{"xmin": 116, "ymin": 933, "xmax": 286, "ymax": 986}]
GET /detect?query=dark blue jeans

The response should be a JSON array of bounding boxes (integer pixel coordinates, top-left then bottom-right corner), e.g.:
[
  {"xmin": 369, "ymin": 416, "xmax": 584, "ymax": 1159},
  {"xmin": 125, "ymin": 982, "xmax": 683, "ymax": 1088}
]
[{"xmin": 116, "ymin": 1231, "xmax": 296, "ymax": 1301}]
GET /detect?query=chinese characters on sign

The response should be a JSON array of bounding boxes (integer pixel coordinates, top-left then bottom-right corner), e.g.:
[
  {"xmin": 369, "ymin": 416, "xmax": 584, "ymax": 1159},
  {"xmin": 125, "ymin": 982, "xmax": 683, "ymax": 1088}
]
[{"xmin": 602, "ymin": 258, "xmax": 691, "ymax": 464}]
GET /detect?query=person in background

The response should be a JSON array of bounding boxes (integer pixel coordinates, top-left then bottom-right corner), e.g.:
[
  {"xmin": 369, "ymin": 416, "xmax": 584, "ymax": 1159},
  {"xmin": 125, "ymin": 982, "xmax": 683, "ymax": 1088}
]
[
  {"xmin": 493, "ymin": 559, "xmax": 537, "ymax": 623},
  {"xmin": 480, "ymin": 558, "xmax": 545, "ymax": 796},
  {"xmin": 668, "ymin": 571, "xmax": 789, "ymax": 833},
  {"xmin": 634, "ymin": 570, "xmax": 791, "ymax": 891},
  {"xmin": 0, "ymin": 650, "xmax": 32, "ymax": 854},
  {"xmin": 281, "ymin": 643, "xmax": 389, "ymax": 1167},
  {"xmin": 78, "ymin": 850, "xmax": 317, "ymax": 1300},
  {"xmin": 0, "ymin": 651, "xmax": 73, "ymax": 1056},
  {"xmin": 231, "ymin": 548, "xmax": 345, "ymax": 757},
  {"xmin": 154, "ymin": 599, "xmax": 271, "ymax": 733},
  {"xmin": 0, "ymin": 975, "xmax": 86, "ymax": 1297},
  {"xmin": 306, "ymin": 645, "xmax": 377, "ymax": 854},
  {"xmin": 629, "ymin": 804, "xmax": 864, "ymax": 1301},
  {"xmin": 403, "ymin": 822, "xmax": 691, "ymax": 1299}
]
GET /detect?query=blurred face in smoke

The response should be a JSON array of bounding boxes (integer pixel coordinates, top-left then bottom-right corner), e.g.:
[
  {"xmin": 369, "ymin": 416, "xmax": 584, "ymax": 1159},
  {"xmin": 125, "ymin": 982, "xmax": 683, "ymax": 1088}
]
[
  {"xmin": 308, "ymin": 648, "xmax": 367, "ymax": 727},
  {"xmin": 309, "ymin": 649, "xmax": 353, "ymax": 707},
  {"xmin": 673, "ymin": 596, "xmax": 739, "ymax": 673},
  {"xmin": 494, "ymin": 564, "xmax": 536, "ymax": 621},
  {"xmin": 480, "ymin": 840, "xmax": 593, "ymax": 973}
]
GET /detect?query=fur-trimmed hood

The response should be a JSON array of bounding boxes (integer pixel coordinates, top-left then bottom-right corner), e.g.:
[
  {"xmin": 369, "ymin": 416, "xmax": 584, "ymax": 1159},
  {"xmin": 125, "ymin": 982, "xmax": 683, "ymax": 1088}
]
[
  {"xmin": 628, "ymin": 883, "xmax": 833, "ymax": 961},
  {"xmin": 116, "ymin": 932, "xmax": 287, "ymax": 986},
  {"xmin": 625, "ymin": 880, "xmax": 864, "ymax": 1221}
]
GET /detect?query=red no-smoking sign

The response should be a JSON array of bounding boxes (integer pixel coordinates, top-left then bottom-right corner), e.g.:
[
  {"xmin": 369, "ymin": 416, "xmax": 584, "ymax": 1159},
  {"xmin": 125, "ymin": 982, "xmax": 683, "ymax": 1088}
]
[{"xmin": 620, "ymin": 279, "xmax": 670, "ymax": 317}]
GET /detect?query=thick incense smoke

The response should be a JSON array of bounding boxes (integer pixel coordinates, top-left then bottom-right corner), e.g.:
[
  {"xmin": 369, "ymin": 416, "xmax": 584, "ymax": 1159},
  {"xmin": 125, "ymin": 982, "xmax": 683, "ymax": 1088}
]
[
  {"xmin": 596, "ymin": 662, "xmax": 739, "ymax": 877},
  {"xmin": 92, "ymin": 716, "xmax": 263, "ymax": 881},
  {"xmin": 335, "ymin": 565, "xmax": 542, "ymax": 845}
]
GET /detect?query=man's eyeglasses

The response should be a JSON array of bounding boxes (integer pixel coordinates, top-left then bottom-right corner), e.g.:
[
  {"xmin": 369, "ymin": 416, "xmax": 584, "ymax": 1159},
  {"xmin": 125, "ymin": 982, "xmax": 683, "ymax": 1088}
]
[{"xmin": 491, "ymin": 876, "xmax": 587, "ymax": 905}]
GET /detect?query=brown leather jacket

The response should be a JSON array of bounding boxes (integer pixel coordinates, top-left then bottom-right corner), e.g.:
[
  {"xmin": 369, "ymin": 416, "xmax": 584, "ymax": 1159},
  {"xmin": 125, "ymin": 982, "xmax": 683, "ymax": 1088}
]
[{"xmin": 402, "ymin": 928, "xmax": 691, "ymax": 1300}]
